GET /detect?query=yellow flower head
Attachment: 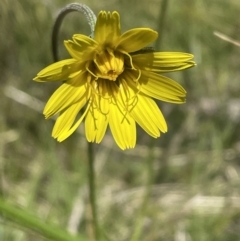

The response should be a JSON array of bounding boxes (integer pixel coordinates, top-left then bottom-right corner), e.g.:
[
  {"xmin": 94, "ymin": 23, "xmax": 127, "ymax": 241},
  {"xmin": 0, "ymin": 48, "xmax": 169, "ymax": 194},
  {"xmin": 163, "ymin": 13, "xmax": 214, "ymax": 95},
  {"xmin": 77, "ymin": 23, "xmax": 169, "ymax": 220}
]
[{"xmin": 34, "ymin": 11, "xmax": 195, "ymax": 149}]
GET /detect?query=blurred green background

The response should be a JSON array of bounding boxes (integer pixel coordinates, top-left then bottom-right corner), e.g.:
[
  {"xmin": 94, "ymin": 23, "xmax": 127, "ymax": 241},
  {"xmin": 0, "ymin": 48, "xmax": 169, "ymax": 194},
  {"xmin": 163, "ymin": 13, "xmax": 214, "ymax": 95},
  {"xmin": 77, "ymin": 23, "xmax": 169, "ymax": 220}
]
[{"xmin": 1, "ymin": 0, "xmax": 240, "ymax": 240}]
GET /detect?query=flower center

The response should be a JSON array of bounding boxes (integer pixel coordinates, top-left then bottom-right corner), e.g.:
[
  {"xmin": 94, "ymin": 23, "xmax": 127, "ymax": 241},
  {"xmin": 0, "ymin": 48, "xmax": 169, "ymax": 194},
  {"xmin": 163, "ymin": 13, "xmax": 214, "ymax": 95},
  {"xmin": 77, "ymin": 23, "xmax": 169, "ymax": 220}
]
[{"xmin": 94, "ymin": 49, "xmax": 124, "ymax": 81}]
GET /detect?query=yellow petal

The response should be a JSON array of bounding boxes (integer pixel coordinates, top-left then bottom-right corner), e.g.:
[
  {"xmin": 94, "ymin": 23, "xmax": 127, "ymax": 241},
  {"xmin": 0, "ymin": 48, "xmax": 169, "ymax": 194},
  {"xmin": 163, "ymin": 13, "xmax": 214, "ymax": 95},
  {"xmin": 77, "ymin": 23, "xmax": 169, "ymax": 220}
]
[
  {"xmin": 134, "ymin": 52, "xmax": 195, "ymax": 62},
  {"xmin": 52, "ymin": 101, "xmax": 83, "ymax": 139},
  {"xmin": 139, "ymin": 70, "xmax": 187, "ymax": 103},
  {"xmin": 73, "ymin": 34, "xmax": 98, "ymax": 48},
  {"xmin": 109, "ymin": 80, "xmax": 136, "ymax": 150},
  {"xmin": 64, "ymin": 40, "xmax": 85, "ymax": 60},
  {"xmin": 94, "ymin": 11, "xmax": 121, "ymax": 47},
  {"xmin": 33, "ymin": 59, "xmax": 80, "ymax": 82},
  {"xmin": 44, "ymin": 72, "xmax": 89, "ymax": 118},
  {"xmin": 109, "ymin": 97, "xmax": 136, "ymax": 150},
  {"xmin": 72, "ymin": 34, "xmax": 98, "ymax": 60},
  {"xmin": 85, "ymin": 97, "xmax": 109, "ymax": 143},
  {"xmin": 117, "ymin": 28, "xmax": 158, "ymax": 53},
  {"xmin": 132, "ymin": 52, "xmax": 196, "ymax": 72},
  {"xmin": 57, "ymin": 105, "xmax": 89, "ymax": 142},
  {"xmin": 130, "ymin": 94, "xmax": 167, "ymax": 137}
]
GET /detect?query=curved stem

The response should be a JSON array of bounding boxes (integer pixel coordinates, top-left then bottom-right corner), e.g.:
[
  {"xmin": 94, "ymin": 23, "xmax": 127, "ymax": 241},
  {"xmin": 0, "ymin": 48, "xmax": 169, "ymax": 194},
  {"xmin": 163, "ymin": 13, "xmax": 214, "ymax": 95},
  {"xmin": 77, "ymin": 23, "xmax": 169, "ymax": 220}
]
[
  {"xmin": 51, "ymin": 3, "xmax": 99, "ymax": 239},
  {"xmin": 51, "ymin": 3, "xmax": 96, "ymax": 62}
]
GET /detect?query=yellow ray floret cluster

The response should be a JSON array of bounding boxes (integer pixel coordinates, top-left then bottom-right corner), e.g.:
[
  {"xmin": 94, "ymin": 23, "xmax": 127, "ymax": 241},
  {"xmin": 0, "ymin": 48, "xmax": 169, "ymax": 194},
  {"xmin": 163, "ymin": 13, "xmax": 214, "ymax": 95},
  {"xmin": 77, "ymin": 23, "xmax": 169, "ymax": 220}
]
[{"xmin": 34, "ymin": 11, "xmax": 196, "ymax": 150}]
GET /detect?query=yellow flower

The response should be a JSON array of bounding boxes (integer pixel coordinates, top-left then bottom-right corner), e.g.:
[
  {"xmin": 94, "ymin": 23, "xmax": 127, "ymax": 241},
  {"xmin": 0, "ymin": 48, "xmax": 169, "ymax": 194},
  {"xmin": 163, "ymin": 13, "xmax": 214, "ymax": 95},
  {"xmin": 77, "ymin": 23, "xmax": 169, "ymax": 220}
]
[{"xmin": 34, "ymin": 11, "xmax": 195, "ymax": 150}]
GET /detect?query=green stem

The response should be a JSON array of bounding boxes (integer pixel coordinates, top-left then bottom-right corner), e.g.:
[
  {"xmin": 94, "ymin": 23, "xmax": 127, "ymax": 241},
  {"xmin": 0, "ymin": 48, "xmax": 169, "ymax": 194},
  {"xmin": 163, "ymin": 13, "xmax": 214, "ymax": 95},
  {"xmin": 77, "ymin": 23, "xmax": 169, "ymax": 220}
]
[
  {"xmin": 0, "ymin": 198, "xmax": 90, "ymax": 241},
  {"xmin": 87, "ymin": 143, "xmax": 100, "ymax": 240}
]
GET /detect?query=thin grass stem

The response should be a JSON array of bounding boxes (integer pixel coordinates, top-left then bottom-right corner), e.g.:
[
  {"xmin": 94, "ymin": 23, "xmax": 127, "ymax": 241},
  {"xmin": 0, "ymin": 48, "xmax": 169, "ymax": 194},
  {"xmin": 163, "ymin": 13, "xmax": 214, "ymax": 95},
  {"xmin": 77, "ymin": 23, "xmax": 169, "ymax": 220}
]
[
  {"xmin": 87, "ymin": 143, "xmax": 100, "ymax": 240},
  {"xmin": 0, "ymin": 198, "xmax": 90, "ymax": 241}
]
